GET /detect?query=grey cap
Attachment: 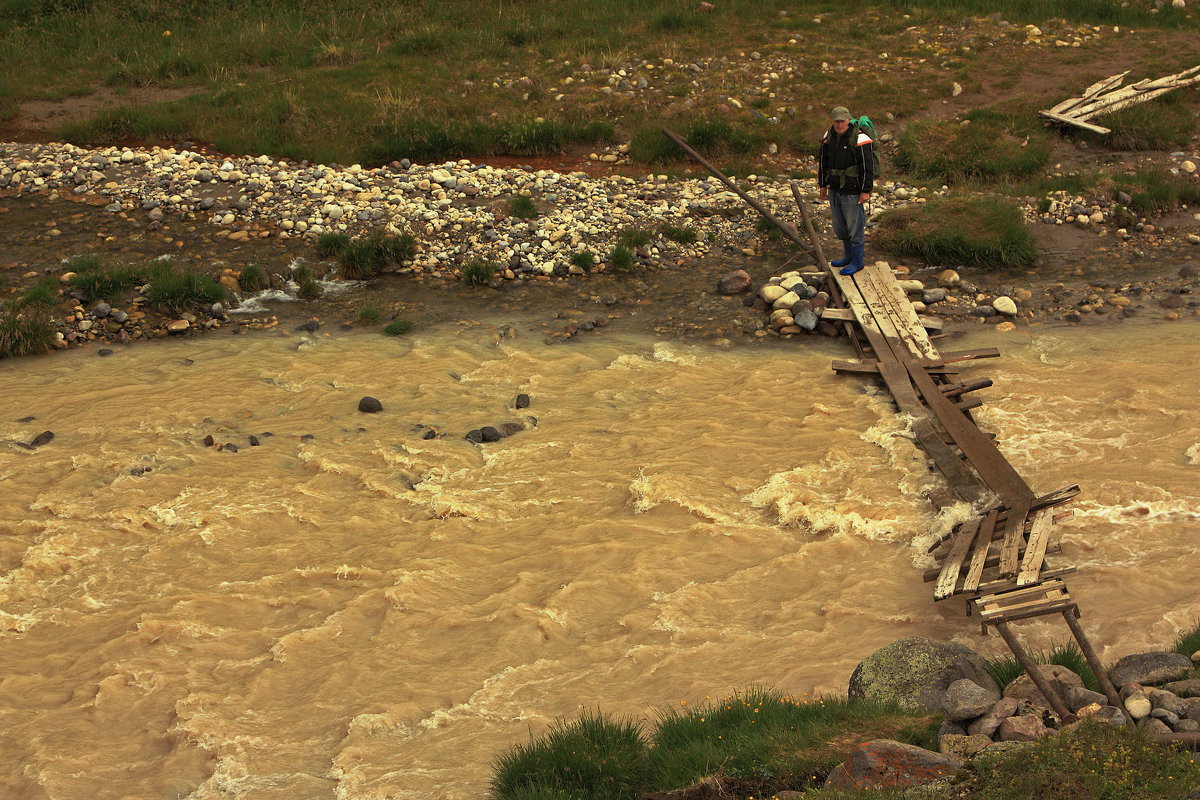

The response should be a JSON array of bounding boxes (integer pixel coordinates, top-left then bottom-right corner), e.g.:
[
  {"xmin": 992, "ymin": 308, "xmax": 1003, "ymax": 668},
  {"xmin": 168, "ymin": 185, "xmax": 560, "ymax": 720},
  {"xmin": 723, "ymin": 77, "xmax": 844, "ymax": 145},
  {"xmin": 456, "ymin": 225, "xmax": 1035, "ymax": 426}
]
[{"xmin": 831, "ymin": 106, "xmax": 851, "ymax": 121}]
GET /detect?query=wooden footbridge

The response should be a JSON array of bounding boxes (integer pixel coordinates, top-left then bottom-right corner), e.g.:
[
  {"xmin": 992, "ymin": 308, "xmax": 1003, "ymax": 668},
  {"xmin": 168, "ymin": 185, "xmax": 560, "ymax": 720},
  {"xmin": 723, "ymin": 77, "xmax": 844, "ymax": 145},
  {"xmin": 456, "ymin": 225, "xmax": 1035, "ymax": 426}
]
[{"xmin": 663, "ymin": 129, "xmax": 1129, "ymax": 718}]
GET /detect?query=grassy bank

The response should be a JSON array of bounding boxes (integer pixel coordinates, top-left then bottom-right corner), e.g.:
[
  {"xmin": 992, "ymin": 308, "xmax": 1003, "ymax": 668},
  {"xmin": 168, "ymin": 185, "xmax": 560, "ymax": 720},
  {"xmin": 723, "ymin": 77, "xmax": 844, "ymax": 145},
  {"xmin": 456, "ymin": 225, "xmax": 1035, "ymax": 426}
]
[{"xmin": 2, "ymin": 0, "xmax": 1197, "ymax": 170}]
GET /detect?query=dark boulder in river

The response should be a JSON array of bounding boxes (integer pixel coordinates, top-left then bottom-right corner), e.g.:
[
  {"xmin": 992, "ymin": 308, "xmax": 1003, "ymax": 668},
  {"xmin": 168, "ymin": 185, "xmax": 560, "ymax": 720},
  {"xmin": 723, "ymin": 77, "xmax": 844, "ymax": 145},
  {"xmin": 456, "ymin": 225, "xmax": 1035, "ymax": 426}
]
[{"xmin": 358, "ymin": 396, "xmax": 383, "ymax": 413}]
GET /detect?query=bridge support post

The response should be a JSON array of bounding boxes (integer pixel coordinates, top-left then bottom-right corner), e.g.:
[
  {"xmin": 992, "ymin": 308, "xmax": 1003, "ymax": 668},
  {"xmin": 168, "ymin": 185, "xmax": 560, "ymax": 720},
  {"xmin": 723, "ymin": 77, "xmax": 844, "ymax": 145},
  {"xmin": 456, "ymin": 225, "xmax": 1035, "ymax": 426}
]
[
  {"xmin": 1061, "ymin": 608, "xmax": 1128, "ymax": 720},
  {"xmin": 994, "ymin": 621, "xmax": 1074, "ymax": 721}
]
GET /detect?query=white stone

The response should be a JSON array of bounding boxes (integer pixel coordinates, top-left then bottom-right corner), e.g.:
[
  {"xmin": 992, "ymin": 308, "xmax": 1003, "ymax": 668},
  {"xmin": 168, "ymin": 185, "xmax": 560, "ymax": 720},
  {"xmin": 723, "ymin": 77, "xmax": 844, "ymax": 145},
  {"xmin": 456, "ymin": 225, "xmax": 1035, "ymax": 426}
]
[
  {"xmin": 1182, "ymin": 160, "xmax": 1196, "ymax": 174},
  {"xmin": 760, "ymin": 285, "xmax": 787, "ymax": 303},
  {"xmin": 773, "ymin": 291, "xmax": 800, "ymax": 309},
  {"xmin": 993, "ymin": 296, "xmax": 1018, "ymax": 316}
]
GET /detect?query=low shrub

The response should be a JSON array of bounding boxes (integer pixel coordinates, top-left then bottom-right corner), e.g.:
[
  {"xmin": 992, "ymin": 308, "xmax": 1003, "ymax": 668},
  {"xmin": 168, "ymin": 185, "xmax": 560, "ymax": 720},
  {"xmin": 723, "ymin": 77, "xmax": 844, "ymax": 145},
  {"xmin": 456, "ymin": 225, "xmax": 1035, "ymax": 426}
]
[
  {"xmin": 356, "ymin": 303, "xmax": 382, "ymax": 324},
  {"xmin": 238, "ymin": 264, "xmax": 268, "ymax": 293},
  {"xmin": 608, "ymin": 245, "xmax": 635, "ymax": 273},
  {"xmin": 0, "ymin": 308, "xmax": 56, "ymax": 359},
  {"xmin": 462, "ymin": 259, "xmax": 498, "ymax": 285},
  {"xmin": 618, "ymin": 228, "xmax": 652, "ymax": 249},
  {"xmin": 384, "ymin": 318, "xmax": 414, "ymax": 336},
  {"xmin": 874, "ymin": 194, "xmax": 1038, "ymax": 268},
  {"xmin": 293, "ymin": 264, "xmax": 315, "ymax": 284}
]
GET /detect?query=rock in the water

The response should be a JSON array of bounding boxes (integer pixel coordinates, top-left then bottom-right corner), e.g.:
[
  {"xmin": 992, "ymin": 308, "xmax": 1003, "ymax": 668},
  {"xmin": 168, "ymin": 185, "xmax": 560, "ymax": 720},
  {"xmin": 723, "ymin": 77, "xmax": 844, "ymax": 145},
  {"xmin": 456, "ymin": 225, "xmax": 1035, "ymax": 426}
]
[
  {"xmin": 941, "ymin": 678, "xmax": 1002, "ymax": 722},
  {"xmin": 500, "ymin": 422, "xmax": 525, "ymax": 437},
  {"xmin": 464, "ymin": 429, "xmax": 484, "ymax": 443},
  {"xmin": 717, "ymin": 269, "xmax": 752, "ymax": 295},
  {"xmin": 515, "ymin": 393, "xmax": 531, "ymax": 409},
  {"xmin": 1109, "ymin": 652, "xmax": 1193, "ymax": 687},
  {"xmin": 29, "ymin": 431, "xmax": 55, "ymax": 448},
  {"xmin": 480, "ymin": 426, "xmax": 502, "ymax": 442},
  {"xmin": 358, "ymin": 396, "xmax": 384, "ymax": 413},
  {"xmin": 848, "ymin": 637, "xmax": 998, "ymax": 711},
  {"xmin": 823, "ymin": 740, "xmax": 962, "ymax": 791},
  {"xmin": 203, "ymin": 434, "xmax": 215, "ymax": 447},
  {"xmin": 166, "ymin": 319, "xmax": 190, "ymax": 334}
]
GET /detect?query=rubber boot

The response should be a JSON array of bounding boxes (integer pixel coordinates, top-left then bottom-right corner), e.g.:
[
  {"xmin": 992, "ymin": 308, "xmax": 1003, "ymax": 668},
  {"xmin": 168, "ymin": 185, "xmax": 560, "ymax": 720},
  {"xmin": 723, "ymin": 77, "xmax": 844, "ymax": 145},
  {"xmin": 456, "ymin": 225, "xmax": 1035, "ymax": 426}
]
[
  {"xmin": 839, "ymin": 245, "xmax": 865, "ymax": 276},
  {"xmin": 830, "ymin": 240, "xmax": 852, "ymax": 268}
]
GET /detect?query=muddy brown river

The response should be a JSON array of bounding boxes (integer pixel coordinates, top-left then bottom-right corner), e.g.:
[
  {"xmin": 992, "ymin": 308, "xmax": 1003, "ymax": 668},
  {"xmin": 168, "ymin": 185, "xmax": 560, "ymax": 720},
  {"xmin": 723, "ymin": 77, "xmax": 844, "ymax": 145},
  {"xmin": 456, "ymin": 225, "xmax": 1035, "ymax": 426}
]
[{"xmin": 1, "ymin": 312, "xmax": 1197, "ymax": 799}]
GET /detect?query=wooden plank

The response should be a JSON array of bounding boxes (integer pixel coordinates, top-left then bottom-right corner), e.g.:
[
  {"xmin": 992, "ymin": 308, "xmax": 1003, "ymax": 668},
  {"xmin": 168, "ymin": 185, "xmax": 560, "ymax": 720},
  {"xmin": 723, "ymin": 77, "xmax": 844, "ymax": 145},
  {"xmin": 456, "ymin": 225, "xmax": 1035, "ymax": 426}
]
[
  {"xmin": 935, "ymin": 516, "xmax": 981, "ymax": 600},
  {"xmin": 922, "ymin": 543, "xmax": 1064, "ymax": 582},
  {"xmin": 858, "ymin": 264, "xmax": 941, "ymax": 361},
  {"xmin": 997, "ymin": 496, "xmax": 1032, "ymax": 579},
  {"xmin": 976, "ymin": 566, "xmax": 1074, "ymax": 596},
  {"xmin": 906, "ymin": 362, "xmax": 1034, "ymax": 506},
  {"xmin": 963, "ymin": 507, "xmax": 1000, "ymax": 594},
  {"xmin": 820, "ymin": 308, "xmax": 856, "ymax": 322},
  {"xmin": 1039, "ymin": 109, "xmax": 1112, "ymax": 134},
  {"xmin": 832, "ymin": 359, "xmax": 879, "ymax": 375},
  {"xmin": 938, "ymin": 348, "xmax": 1001, "ymax": 363},
  {"xmin": 1032, "ymin": 484, "xmax": 1080, "ymax": 511},
  {"xmin": 1018, "ymin": 508, "xmax": 1056, "ymax": 586}
]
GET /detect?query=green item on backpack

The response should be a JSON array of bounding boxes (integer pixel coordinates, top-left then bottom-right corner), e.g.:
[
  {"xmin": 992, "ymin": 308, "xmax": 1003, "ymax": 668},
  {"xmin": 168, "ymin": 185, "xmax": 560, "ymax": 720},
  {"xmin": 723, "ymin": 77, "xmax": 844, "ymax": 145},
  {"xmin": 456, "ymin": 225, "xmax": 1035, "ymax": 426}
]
[{"xmin": 850, "ymin": 115, "xmax": 882, "ymax": 180}]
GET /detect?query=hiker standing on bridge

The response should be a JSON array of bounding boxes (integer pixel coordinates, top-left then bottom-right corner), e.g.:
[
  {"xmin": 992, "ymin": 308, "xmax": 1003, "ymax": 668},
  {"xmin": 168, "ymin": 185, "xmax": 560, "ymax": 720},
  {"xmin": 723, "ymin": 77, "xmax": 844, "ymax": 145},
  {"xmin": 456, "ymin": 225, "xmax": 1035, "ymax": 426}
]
[{"xmin": 818, "ymin": 105, "xmax": 875, "ymax": 276}]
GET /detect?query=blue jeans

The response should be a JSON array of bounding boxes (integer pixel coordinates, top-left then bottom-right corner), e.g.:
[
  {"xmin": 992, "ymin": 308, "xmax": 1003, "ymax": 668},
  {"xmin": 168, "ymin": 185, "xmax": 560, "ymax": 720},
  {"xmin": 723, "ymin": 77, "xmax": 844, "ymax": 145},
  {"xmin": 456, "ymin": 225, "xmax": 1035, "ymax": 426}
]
[{"xmin": 829, "ymin": 191, "xmax": 865, "ymax": 247}]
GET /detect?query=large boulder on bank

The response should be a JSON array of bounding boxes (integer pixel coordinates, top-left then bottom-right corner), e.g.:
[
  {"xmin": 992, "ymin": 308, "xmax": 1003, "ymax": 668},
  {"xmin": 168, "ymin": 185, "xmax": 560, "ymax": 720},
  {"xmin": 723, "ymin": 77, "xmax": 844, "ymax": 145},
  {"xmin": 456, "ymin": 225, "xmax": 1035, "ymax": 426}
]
[
  {"xmin": 848, "ymin": 637, "xmax": 999, "ymax": 711},
  {"xmin": 1109, "ymin": 652, "xmax": 1193, "ymax": 687},
  {"xmin": 823, "ymin": 740, "xmax": 962, "ymax": 791}
]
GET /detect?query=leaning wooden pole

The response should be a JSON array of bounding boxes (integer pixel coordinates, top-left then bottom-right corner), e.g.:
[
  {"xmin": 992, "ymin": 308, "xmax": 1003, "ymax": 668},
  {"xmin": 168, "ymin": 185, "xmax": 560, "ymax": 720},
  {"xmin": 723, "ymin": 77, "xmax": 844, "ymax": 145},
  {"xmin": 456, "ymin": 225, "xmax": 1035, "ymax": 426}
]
[
  {"xmin": 662, "ymin": 128, "xmax": 816, "ymax": 260},
  {"xmin": 1061, "ymin": 609, "xmax": 1127, "ymax": 718},
  {"xmin": 792, "ymin": 184, "xmax": 827, "ymax": 267},
  {"xmin": 994, "ymin": 621, "xmax": 1074, "ymax": 720}
]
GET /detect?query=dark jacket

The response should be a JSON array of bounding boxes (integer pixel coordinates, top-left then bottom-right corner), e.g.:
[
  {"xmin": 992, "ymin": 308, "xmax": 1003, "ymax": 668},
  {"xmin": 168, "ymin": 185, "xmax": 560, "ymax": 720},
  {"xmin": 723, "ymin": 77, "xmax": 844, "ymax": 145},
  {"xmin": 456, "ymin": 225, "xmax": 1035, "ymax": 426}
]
[{"xmin": 818, "ymin": 124, "xmax": 875, "ymax": 195}]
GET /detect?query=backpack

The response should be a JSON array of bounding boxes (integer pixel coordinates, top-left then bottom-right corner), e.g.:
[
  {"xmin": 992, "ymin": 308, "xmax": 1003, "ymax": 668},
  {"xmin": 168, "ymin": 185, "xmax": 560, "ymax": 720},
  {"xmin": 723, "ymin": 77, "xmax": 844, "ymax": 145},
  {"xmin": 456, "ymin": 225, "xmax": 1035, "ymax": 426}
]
[{"xmin": 850, "ymin": 115, "xmax": 882, "ymax": 181}]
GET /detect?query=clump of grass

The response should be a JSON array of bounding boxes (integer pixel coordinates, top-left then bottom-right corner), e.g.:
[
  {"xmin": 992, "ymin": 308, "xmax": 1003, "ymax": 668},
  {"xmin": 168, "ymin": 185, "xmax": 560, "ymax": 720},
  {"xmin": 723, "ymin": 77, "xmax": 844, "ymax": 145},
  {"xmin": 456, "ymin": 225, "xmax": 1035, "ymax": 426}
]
[
  {"xmin": 509, "ymin": 192, "xmax": 538, "ymax": 219},
  {"xmin": 238, "ymin": 264, "xmax": 268, "ymax": 293},
  {"xmin": 384, "ymin": 318, "xmax": 414, "ymax": 336},
  {"xmin": 292, "ymin": 264, "xmax": 315, "ymax": 284},
  {"xmin": 0, "ymin": 308, "xmax": 56, "ymax": 359},
  {"xmin": 986, "ymin": 641, "xmax": 1101, "ymax": 694},
  {"xmin": 339, "ymin": 230, "xmax": 416, "ymax": 279},
  {"xmin": 894, "ymin": 108, "xmax": 1051, "ymax": 185},
  {"xmin": 618, "ymin": 228, "xmax": 652, "ymax": 249},
  {"xmin": 491, "ymin": 711, "xmax": 651, "ymax": 800},
  {"xmin": 659, "ymin": 224, "xmax": 697, "ymax": 244},
  {"xmin": 461, "ymin": 259, "xmax": 498, "ymax": 285},
  {"xmin": 356, "ymin": 303, "xmax": 382, "ymax": 324},
  {"xmin": 66, "ymin": 255, "xmax": 146, "ymax": 302},
  {"xmin": 144, "ymin": 263, "xmax": 228, "ymax": 313},
  {"xmin": 874, "ymin": 194, "xmax": 1038, "ymax": 268},
  {"xmin": 316, "ymin": 232, "xmax": 352, "ymax": 258},
  {"xmin": 1173, "ymin": 619, "xmax": 1200, "ymax": 659},
  {"xmin": 608, "ymin": 245, "xmax": 635, "ymax": 273},
  {"xmin": 1114, "ymin": 167, "xmax": 1200, "ymax": 215},
  {"xmin": 16, "ymin": 277, "xmax": 58, "ymax": 309},
  {"xmin": 1086, "ymin": 90, "xmax": 1198, "ymax": 151},
  {"xmin": 570, "ymin": 250, "xmax": 597, "ymax": 272},
  {"xmin": 297, "ymin": 278, "xmax": 322, "ymax": 300},
  {"xmin": 492, "ymin": 689, "xmax": 938, "ymax": 800},
  {"xmin": 629, "ymin": 119, "xmax": 762, "ymax": 165}
]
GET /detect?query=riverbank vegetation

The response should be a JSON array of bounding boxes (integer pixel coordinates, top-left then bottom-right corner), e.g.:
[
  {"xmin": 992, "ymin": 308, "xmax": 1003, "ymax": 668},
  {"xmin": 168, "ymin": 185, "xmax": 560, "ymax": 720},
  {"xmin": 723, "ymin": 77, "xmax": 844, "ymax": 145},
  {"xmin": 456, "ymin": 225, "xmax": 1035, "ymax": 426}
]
[{"xmin": 492, "ymin": 622, "xmax": 1200, "ymax": 799}]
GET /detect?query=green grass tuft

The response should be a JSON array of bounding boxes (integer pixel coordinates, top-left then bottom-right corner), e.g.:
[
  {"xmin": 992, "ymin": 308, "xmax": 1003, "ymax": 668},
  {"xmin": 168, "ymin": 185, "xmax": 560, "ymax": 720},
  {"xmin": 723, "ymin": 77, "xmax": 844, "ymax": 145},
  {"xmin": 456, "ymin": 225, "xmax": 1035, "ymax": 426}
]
[
  {"xmin": 144, "ymin": 262, "xmax": 228, "ymax": 313},
  {"xmin": 608, "ymin": 245, "xmax": 635, "ymax": 273},
  {"xmin": 1114, "ymin": 167, "xmax": 1200, "ymax": 215},
  {"xmin": 316, "ymin": 232, "xmax": 352, "ymax": 258},
  {"xmin": 492, "ymin": 710, "xmax": 651, "ymax": 800},
  {"xmin": 874, "ymin": 194, "xmax": 1038, "ymax": 268},
  {"xmin": 986, "ymin": 641, "xmax": 1101, "ymax": 694},
  {"xmin": 356, "ymin": 303, "xmax": 382, "ymax": 325},
  {"xmin": 618, "ymin": 228, "xmax": 652, "ymax": 249},
  {"xmin": 67, "ymin": 255, "xmax": 146, "ymax": 302},
  {"xmin": 0, "ymin": 308, "xmax": 56, "ymax": 359},
  {"xmin": 238, "ymin": 264, "xmax": 268, "ymax": 293},
  {"xmin": 570, "ymin": 250, "xmax": 597, "ymax": 272},
  {"xmin": 894, "ymin": 107, "xmax": 1051, "ymax": 186},
  {"xmin": 658, "ymin": 224, "xmax": 697, "ymax": 244},
  {"xmin": 296, "ymin": 278, "xmax": 322, "ymax": 300},
  {"xmin": 462, "ymin": 259, "xmax": 498, "ymax": 285},
  {"xmin": 16, "ymin": 277, "xmax": 58, "ymax": 309},
  {"xmin": 509, "ymin": 193, "xmax": 539, "ymax": 219},
  {"xmin": 1173, "ymin": 620, "xmax": 1200, "ymax": 659},
  {"xmin": 338, "ymin": 230, "xmax": 416, "ymax": 279},
  {"xmin": 384, "ymin": 318, "xmax": 413, "ymax": 336}
]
